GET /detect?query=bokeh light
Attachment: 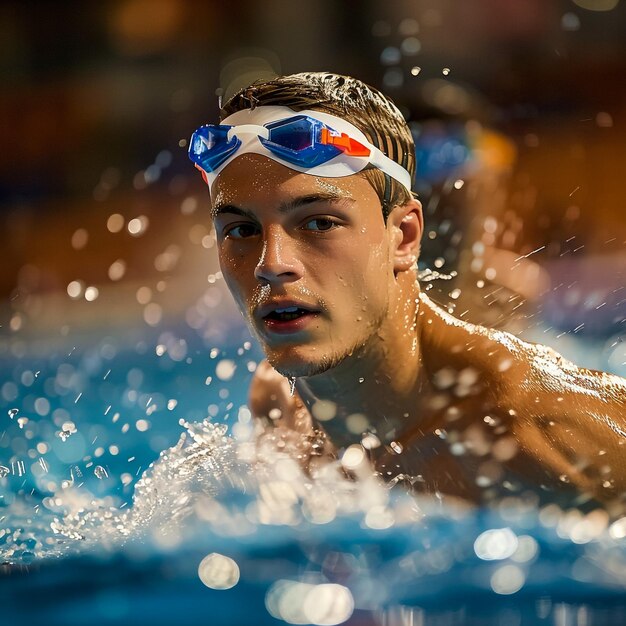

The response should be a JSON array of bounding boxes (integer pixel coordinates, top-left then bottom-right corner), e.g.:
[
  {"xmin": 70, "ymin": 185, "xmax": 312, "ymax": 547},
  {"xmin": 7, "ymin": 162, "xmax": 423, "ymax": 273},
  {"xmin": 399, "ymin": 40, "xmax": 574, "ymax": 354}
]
[{"xmin": 198, "ymin": 553, "xmax": 240, "ymax": 590}]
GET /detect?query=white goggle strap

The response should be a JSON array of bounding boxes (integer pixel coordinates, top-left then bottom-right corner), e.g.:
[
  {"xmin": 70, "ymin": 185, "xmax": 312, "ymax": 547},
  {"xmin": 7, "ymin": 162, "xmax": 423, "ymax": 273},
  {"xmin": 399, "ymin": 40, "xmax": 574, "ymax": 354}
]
[{"xmin": 367, "ymin": 146, "xmax": 413, "ymax": 194}]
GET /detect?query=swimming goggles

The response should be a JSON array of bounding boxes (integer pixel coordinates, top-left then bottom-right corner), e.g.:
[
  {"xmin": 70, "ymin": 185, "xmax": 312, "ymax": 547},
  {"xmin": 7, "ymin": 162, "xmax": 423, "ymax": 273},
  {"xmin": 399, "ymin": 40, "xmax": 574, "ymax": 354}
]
[{"xmin": 188, "ymin": 105, "xmax": 412, "ymax": 195}]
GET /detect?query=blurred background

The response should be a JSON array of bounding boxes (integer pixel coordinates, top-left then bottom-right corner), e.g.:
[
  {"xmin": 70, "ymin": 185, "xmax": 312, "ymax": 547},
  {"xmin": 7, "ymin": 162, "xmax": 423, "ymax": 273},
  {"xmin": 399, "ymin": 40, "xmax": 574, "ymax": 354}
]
[
  {"xmin": 0, "ymin": 0, "xmax": 625, "ymax": 493},
  {"xmin": 2, "ymin": 6, "xmax": 626, "ymax": 622}
]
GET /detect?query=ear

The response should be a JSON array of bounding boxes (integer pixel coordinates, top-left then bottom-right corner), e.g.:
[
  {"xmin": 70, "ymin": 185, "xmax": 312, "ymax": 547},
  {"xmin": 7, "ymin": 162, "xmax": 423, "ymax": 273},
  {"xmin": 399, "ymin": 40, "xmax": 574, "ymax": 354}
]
[{"xmin": 388, "ymin": 197, "xmax": 424, "ymax": 273}]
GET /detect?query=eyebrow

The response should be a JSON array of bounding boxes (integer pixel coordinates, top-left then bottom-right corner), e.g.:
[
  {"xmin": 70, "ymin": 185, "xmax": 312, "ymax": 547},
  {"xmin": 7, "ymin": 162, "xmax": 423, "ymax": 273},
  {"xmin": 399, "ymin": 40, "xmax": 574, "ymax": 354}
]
[{"xmin": 211, "ymin": 191, "xmax": 355, "ymax": 221}]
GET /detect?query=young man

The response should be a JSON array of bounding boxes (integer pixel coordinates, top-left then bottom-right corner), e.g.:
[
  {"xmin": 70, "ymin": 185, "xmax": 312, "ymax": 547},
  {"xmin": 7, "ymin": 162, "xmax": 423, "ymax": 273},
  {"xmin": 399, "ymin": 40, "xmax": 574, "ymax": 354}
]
[{"xmin": 189, "ymin": 72, "xmax": 626, "ymax": 512}]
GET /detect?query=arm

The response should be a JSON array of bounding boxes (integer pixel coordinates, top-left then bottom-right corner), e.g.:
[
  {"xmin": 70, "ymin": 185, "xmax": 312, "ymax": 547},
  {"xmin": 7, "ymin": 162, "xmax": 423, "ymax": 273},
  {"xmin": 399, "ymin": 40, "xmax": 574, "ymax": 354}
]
[
  {"xmin": 248, "ymin": 361, "xmax": 335, "ymax": 467},
  {"xmin": 505, "ymin": 345, "xmax": 626, "ymax": 508},
  {"xmin": 248, "ymin": 360, "xmax": 311, "ymax": 432}
]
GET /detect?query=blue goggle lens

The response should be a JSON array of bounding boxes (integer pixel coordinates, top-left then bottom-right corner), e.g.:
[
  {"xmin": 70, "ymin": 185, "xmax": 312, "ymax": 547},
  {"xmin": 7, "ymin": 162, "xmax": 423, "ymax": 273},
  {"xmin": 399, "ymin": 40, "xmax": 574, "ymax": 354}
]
[
  {"xmin": 189, "ymin": 125, "xmax": 241, "ymax": 173},
  {"xmin": 267, "ymin": 117, "xmax": 316, "ymax": 151},
  {"xmin": 261, "ymin": 116, "xmax": 342, "ymax": 167}
]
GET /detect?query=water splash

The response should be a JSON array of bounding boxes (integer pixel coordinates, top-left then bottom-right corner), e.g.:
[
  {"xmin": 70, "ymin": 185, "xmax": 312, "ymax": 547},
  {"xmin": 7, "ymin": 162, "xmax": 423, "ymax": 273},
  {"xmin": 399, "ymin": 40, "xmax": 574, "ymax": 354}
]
[
  {"xmin": 418, "ymin": 268, "xmax": 458, "ymax": 282},
  {"xmin": 29, "ymin": 417, "xmax": 401, "ymax": 559},
  {"xmin": 47, "ymin": 420, "xmax": 241, "ymax": 549},
  {"xmin": 3, "ymin": 415, "xmax": 626, "ymax": 626}
]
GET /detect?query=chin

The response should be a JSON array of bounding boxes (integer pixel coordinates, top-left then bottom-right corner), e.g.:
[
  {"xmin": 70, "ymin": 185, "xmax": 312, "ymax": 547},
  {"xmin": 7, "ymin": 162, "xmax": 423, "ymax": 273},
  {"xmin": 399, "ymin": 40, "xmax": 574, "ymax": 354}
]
[{"xmin": 265, "ymin": 345, "xmax": 347, "ymax": 379}]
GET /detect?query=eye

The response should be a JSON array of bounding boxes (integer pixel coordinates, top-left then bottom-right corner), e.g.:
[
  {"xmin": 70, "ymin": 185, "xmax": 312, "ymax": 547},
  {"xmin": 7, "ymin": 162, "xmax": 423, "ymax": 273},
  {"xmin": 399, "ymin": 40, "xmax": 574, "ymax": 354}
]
[
  {"xmin": 302, "ymin": 217, "xmax": 338, "ymax": 232},
  {"xmin": 223, "ymin": 222, "xmax": 260, "ymax": 239}
]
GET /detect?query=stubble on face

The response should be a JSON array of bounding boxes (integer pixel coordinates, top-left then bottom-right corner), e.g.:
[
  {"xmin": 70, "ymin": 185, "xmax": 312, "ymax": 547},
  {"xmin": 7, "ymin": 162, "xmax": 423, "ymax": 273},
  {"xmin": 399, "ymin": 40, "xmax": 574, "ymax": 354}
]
[{"xmin": 261, "ymin": 294, "xmax": 390, "ymax": 381}]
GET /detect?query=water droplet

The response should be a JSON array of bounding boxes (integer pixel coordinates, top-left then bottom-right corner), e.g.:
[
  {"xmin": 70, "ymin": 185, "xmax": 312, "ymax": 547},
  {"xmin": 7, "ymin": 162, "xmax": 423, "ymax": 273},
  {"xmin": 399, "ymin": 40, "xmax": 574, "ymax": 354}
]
[
  {"xmin": 107, "ymin": 213, "xmax": 125, "ymax": 233},
  {"xmin": 268, "ymin": 408, "xmax": 282, "ymax": 421},
  {"xmin": 561, "ymin": 12, "xmax": 580, "ymax": 31},
  {"xmin": 108, "ymin": 259, "xmax": 126, "ymax": 281},
  {"xmin": 58, "ymin": 430, "xmax": 72, "ymax": 442},
  {"xmin": 8, "ymin": 408, "xmax": 18, "ymax": 419},
  {"xmin": 596, "ymin": 111, "xmax": 613, "ymax": 127},
  {"xmin": 442, "ymin": 67, "xmax": 451, "ymax": 76},
  {"xmin": 380, "ymin": 46, "xmax": 401, "ymax": 65},
  {"xmin": 94, "ymin": 465, "xmax": 109, "ymax": 480},
  {"xmin": 311, "ymin": 400, "xmax": 337, "ymax": 422},
  {"xmin": 0, "ymin": 465, "xmax": 9, "ymax": 478},
  {"xmin": 390, "ymin": 441, "xmax": 403, "ymax": 454},
  {"xmin": 383, "ymin": 68, "xmax": 404, "ymax": 88},
  {"xmin": 308, "ymin": 432, "xmax": 326, "ymax": 456},
  {"xmin": 128, "ymin": 215, "xmax": 149, "ymax": 237},
  {"xmin": 361, "ymin": 433, "xmax": 381, "ymax": 450},
  {"xmin": 401, "ymin": 37, "xmax": 421, "ymax": 55},
  {"xmin": 410, "ymin": 66, "xmax": 421, "ymax": 76},
  {"xmin": 215, "ymin": 359, "xmax": 236, "ymax": 381},
  {"xmin": 71, "ymin": 228, "xmax": 88, "ymax": 250},
  {"xmin": 85, "ymin": 286, "xmax": 99, "ymax": 302},
  {"xmin": 398, "ymin": 17, "xmax": 419, "ymax": 36},
  {"xmin": 198, "ymin": 553, "xmax": 240, "ymax": 590}
]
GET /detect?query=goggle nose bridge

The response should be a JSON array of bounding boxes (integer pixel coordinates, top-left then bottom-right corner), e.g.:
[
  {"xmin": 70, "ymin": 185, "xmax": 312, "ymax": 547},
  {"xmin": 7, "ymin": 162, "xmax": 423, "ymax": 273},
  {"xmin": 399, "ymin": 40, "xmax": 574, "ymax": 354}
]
[{"xmin": 227, "ymin": 124, "xmax": 270, "ymax": 143}]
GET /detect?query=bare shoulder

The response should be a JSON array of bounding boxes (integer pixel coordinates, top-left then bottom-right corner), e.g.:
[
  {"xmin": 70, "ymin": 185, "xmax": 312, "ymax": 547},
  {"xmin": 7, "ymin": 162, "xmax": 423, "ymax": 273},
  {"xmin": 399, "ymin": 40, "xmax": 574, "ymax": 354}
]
[
  {"xmin": 523, "ymin": 340, "xmax": 626, "ymax": 404},
  {"xmin": 418, "ymin": 293, "xmax": 533, "ymax": 397},
  {"xmin": 420, "ymin": 294, "xmax": 626, "ymax": 503},
  {"xmin": 419, "ymin": 291, "xmax": 626, "ymax": 413},
  {"xmin": 428, "ymin": 295, "xmax": 626, "ymax": 495}
]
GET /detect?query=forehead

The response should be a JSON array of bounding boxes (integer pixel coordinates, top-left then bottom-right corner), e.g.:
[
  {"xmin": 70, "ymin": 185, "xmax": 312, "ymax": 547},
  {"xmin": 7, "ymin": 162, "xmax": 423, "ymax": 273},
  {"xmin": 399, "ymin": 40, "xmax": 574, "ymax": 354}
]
[{"xmin": 211, "ymin": 153, "xmax": 380, "ymax": 211}]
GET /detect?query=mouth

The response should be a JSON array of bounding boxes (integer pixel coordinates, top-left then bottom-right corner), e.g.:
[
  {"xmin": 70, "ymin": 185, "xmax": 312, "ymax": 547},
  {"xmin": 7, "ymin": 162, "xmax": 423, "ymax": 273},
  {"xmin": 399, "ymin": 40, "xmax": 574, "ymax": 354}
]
[{"xmin": 257, "ymin": 303, "xmax": 321, "ymax": 334}]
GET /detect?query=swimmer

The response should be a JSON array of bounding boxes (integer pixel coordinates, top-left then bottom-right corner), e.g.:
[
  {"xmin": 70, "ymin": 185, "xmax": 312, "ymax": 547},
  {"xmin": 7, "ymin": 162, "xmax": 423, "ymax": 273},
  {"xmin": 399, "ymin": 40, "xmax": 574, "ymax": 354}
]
[{"xmin": 189, "ymin": 72, "xmax": 626, "ymax": 511}]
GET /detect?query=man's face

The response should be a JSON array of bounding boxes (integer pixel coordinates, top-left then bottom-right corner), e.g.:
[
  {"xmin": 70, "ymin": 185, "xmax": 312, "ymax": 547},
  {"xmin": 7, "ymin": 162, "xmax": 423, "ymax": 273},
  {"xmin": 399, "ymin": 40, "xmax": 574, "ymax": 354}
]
[{"xmin": 211, "ymin": 154, "xmax": 397, "ymax": 378}]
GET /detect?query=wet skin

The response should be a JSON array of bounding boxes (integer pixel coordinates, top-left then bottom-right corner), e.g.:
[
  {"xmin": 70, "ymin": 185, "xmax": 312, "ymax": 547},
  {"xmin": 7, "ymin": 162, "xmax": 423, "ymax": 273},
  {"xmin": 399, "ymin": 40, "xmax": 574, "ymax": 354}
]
[{"xmin": 212, "ymin": 154, "xmax": 626, "ymax": 512}]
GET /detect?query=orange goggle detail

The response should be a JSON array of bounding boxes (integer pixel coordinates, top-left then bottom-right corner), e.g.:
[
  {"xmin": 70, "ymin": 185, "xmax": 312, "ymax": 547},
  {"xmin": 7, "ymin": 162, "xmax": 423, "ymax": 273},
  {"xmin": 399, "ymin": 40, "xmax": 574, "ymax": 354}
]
[{"xmin": 319, "ymin": 128, "xmax": 371, "ymax": 157}]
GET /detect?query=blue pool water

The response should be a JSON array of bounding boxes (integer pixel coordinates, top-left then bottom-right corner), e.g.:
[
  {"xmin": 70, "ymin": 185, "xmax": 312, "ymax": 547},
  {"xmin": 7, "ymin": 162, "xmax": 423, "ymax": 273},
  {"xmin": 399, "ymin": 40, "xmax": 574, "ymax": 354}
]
[{"xmin": 1, "ymin": 319, "xmax": 626, "ymax": 626}]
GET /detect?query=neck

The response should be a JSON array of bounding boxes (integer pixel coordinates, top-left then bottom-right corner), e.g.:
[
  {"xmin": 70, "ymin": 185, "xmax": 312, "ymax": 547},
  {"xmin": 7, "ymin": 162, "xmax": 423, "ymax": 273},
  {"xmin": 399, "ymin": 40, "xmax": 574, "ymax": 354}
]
[{"xmin": 295, "ymin": 273, "xmax": 433, "ymax": 448}]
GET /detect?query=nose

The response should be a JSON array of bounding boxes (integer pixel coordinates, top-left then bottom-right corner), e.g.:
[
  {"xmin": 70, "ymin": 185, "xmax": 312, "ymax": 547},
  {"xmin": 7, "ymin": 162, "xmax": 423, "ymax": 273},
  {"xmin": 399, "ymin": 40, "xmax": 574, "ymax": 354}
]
[{"xmin": 254, "ymin": 226, "xmax": 303, "ymax": 284}]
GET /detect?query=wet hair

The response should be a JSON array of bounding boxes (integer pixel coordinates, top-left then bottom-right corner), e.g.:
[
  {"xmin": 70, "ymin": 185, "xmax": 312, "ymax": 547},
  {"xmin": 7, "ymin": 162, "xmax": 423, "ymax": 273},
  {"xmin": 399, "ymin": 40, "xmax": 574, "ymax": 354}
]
[{"xmin": 220, "ymin": 72, "xmax": 415, "ymax": 221}]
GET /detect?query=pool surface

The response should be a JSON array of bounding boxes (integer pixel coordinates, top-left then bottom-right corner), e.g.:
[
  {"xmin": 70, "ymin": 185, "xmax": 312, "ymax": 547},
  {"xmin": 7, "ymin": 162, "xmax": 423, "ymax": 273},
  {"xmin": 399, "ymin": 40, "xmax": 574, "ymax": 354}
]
[{"xmin": 1, "ymin": 319, "xmax": 626, "ymax": 626}]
